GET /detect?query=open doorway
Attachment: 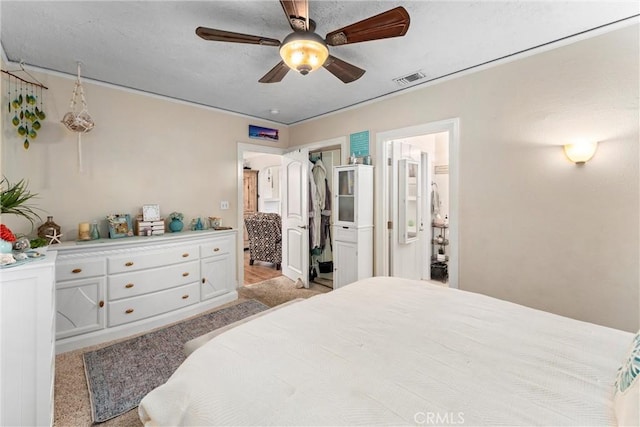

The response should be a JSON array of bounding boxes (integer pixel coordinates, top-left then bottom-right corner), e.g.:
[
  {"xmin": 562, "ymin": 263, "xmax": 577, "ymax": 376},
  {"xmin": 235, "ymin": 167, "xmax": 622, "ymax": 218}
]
[
  {"xmin": 237, "ymin": 138, "xmax": 347, "ymax": 290},
  {"xmin": 374, "ymin": 119, "xmax": 459, "ymax": 288},
  {"xmin": 242, "ymin": 151, "xmax": 285, "ymax": 285}
]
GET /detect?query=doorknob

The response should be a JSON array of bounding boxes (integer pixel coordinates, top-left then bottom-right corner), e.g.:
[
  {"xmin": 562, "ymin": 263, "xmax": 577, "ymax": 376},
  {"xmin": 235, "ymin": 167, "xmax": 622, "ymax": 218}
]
[{"xmin": 297, "ymin": 225, "xmax": 308, "ymax": 229}]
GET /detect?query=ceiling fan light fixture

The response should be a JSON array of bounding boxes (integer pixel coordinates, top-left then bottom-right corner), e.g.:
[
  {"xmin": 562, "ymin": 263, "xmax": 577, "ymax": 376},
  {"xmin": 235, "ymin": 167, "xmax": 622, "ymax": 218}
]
[{"xmin": 279, "ymin": 32, "xmax": 329, "ymax": 75}]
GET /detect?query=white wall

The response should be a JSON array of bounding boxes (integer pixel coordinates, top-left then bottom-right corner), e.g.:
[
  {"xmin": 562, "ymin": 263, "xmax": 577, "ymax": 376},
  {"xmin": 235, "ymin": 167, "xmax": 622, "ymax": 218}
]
[
  {"xmin": 290, "ymin": 25, "xmax": 640, "ymax": 332},
  {"xmin": 1, "ymin": 65, "xmax": 289, "ymax": 239}
]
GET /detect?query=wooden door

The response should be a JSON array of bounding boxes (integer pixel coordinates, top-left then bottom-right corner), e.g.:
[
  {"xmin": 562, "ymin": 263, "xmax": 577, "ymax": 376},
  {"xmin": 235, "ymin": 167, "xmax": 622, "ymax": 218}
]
[{"xmin": 243, "ymin": 170, "xmax": 258, "ymax": 249}]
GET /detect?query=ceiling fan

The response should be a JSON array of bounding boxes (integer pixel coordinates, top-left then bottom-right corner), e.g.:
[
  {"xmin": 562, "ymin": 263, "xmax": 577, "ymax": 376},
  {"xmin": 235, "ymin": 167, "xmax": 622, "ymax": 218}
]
[{"xmin": 195, "ymin": 0, "xmax": 410, "ymax": 84}]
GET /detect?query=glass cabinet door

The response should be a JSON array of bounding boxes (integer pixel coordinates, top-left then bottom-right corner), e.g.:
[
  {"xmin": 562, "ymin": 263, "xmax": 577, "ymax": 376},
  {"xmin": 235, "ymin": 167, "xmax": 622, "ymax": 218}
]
[{"xmin": 337, "ymin": 168, "xmax": 355, "ymax": 224}]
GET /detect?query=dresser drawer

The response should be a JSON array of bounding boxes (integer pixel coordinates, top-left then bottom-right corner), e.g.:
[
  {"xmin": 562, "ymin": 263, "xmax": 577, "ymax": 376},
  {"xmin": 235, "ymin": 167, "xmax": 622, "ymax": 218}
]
[
  {"xmin": 108, "ymin": 261, "xmax": 199, "ymax": 300},
  {"xmin": 107, "ymin": 245, "xmax": 198, "ymax": 274},
  {"xmin": 333, "ymin": 226, "xmax": 357, "ymax": 243},
  {"xmin": 108, "ymin": 282, "xmax": 199, "ymax": 327},
  {"xmin": 200, "ymin": 236, "xmax": 233, "ymax": 258},
  {"xmin": 56, "ymin": 258, "xmax": 105, "ymax": 281}
]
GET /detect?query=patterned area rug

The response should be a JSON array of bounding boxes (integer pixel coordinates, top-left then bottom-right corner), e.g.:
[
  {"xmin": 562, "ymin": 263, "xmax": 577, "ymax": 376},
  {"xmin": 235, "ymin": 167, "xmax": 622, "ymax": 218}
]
[{"xmin": 83, "ymin": 299, "xmax": 268, "ymax": 423}]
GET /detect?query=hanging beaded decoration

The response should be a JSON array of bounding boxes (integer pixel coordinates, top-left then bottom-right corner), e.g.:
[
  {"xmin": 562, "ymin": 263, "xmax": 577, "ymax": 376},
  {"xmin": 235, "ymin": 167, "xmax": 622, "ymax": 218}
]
[{"xmin": 2, "ymin": 63, "xmax": 47, "ymax": 149}]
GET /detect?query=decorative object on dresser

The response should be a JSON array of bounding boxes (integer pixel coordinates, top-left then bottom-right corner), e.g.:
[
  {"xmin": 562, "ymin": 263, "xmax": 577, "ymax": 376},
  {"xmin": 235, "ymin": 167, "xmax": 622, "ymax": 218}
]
[
  {"xmin": 83, "ymin": 299, "xmax": 268, "ymax": 423},
  {"xmin": 332, "ymin": 164, "xmax": 374, "ymax": 288},
  {"xmin": 135, "ymin": 217, "xmax": 165, "ymax": 236},
  {"xmin": 51, "ymin": 229, "xmax": 238, "ymax": 353},
  {"xmin": 142, "ymin": 204, "xmax": 161, "ymax": 221},
  {"xmin": 78, "ymin": 222, "xmax": 91, "ymax": 240},
  {"xmin": 106, "ymin": 213, "xmax": 133, "ymax": 238},
  {"xmin": 168, "ymin": 211, "xmax": 184, "ymax": 232},
  {"xmin": 38, "ymin": 216, "xmax": 61, "ymax": 243},
  {"xmin": 0, "ymin": 224, "xmax": 16, "ymax": 254},
  {"xmin": 209, "ymin": 216, "xmax": 222, "ymax": 228}
]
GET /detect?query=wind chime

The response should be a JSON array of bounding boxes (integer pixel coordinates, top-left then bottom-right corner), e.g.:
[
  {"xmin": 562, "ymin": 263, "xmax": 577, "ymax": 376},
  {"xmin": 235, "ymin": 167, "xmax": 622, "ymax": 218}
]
[
  {"xmin": 61, "ymin": 62, "xmax": 95, "ymax": 172},
  {"xmin": 2, "ymin": 64, "xmax": 48, "ymax": 150}
]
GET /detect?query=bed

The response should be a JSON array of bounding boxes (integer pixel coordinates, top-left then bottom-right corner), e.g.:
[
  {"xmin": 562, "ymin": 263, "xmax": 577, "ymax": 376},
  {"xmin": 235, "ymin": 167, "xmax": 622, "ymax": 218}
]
[{"xmin": 139, "ymin": 277, "xmax": 638, "ymax": 426}]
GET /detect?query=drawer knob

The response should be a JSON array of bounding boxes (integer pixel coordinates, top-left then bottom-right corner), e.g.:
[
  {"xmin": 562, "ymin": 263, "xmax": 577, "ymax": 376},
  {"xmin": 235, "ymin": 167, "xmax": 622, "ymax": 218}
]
[
  {"xmin": 99, "ymin": 300, "xmax": 104, "ymax": 308},
  {"xmin": 72, "ymin": 268, "xmax": 82, "ymax": 274},
  {"xmin": 182, "ymin": 272, "xmax": 189, "ymax": 277},
  {"xmin": 213, "ymin": 247, "xmax": 220, "ymax": 252},
  {"xmin": 125, "ymin": 309, "xmax": 134, "ymax": 314},
  {"xmin": 182, "ymin": 253, "xmax": 189, "ymax": 258},
  {"xmin": 125, "ymin": 261, "xmax": 134, "ymax": 267},
  {"xmin": 182, "ymin": 294, "xmax": 189, "ymax": 299},
  {"xmin": 125, "ymin": 283, "xmax": 134, "ymax": 289},
  {"xmin": 202, "ymin": 278, "xmax": 205, "ymax": 284}
]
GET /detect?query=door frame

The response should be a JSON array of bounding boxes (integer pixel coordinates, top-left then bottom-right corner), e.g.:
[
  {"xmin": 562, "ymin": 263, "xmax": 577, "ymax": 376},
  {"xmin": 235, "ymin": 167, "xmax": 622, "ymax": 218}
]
[
  {"xmin": 237, "ymin": 142, "xmax": 286, "ymax": 288},
  {"xmin": 237, "ymin": 137, "xmax": 347, "ymax": 288},
  {"xmin": 374, "ymin": 118, "xmax": 460, "ymax": 288}
]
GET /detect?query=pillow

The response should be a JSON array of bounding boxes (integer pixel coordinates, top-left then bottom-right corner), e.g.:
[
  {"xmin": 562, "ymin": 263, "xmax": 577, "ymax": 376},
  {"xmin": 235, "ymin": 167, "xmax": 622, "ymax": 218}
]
[{"xmin": 614, "ymin": 330, "xmax": 640, "ymax": 426}]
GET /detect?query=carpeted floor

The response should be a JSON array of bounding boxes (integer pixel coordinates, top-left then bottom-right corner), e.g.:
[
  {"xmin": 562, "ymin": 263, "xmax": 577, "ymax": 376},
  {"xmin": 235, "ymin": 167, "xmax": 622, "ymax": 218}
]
[
  {"xmin": 238, "ymin": 275, "xmax": 331, "ymax": 306},
  {"xmin": 54, "ymin": 275, "xmax": 330, "ymax": 426}
]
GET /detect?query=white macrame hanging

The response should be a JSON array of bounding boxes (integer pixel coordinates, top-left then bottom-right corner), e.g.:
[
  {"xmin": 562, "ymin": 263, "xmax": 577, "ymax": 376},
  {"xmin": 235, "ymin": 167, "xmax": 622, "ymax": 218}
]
[{"xmin": 61, "ymin": 63, "xmax": 94, "ymax": 172}]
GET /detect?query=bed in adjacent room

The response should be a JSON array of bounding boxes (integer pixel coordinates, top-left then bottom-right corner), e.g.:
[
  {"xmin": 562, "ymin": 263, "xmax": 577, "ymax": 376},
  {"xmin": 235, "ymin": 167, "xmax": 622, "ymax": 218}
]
[{"xmin": 139, "ymin": 277, "xmax": 638, "ymax": 426}]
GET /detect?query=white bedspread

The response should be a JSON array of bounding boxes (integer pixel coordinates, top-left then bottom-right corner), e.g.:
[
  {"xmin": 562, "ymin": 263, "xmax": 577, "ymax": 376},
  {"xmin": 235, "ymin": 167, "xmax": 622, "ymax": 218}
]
[{"xmin": 139, "ymin": 277, "xmax": 632, "ymax": 426}]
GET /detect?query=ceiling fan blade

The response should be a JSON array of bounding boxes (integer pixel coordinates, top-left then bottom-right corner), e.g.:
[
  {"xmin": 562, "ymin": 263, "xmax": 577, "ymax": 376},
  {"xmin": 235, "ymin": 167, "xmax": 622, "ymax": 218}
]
[
  {"xmin": 280, "ymin": 0, "xmax": 309, "ymax": 31},
  {"xmin": 196, "ymin": 27, "xmax": 280, "ymax": 47},
  {"xmin": 325, "ymin": 6, "xmax": 410, "ymax": 46},
  {"xmin": 323, "ymin": 55, "xmax": 365, "ymax": 84},
  {"xmin": 259, "ymin": 61, "xmax": 291, "ymax": 83}
]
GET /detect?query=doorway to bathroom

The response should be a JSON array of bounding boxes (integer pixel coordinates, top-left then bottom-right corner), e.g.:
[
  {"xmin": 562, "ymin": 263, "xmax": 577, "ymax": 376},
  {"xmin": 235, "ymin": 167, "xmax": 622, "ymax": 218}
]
[{"xmin": 374, "ymin": 119, "xmax": 459, "ymax": 288}]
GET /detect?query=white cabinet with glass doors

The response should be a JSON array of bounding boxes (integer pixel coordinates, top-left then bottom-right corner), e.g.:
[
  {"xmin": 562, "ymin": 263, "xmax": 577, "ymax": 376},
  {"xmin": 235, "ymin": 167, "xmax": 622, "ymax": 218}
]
[{"xmin": 332, "ymin": 164, "xmax": 374, "ymax": 288}]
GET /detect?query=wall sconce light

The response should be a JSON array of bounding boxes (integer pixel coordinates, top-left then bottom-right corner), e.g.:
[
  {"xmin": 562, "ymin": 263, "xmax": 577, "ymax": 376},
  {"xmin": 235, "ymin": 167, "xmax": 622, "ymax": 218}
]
[{"xmin": 563, "ymin": 141, "xmax": 598, "ymax": 165}]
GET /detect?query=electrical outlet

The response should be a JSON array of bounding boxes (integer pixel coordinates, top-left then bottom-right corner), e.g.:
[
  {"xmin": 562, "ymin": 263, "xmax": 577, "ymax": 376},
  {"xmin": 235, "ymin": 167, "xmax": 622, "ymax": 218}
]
[{"xmin": 220, "ymin": 200, "xmax": 229, "ymax": 210}]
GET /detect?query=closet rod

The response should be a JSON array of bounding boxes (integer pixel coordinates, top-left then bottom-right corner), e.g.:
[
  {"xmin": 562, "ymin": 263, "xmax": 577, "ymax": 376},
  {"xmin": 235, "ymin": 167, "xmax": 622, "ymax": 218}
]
[{"xmin": 1, "ymin": 69, "xmax": 49, "ymax": 90}]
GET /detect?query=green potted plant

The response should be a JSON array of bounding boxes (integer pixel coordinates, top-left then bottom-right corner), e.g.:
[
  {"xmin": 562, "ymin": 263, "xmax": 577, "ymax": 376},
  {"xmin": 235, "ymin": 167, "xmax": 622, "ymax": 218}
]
[
  {"xmin": 1, "ymin": 177, "xmax": 43, "ymax": 251},
  {"xmin": 1, "ymin": 177, "xmax": 41, "ymax": 227}
]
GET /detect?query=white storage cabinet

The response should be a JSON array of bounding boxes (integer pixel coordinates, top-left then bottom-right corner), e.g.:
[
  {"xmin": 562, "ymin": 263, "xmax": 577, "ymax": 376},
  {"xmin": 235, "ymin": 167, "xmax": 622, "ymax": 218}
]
[
  {"xmin": 0, "ymin": 254, "xmax": 57, "ymax": 427},
  {"xmin": 332, "ymin": 164, "xmax": 374, "ymax": 288}
]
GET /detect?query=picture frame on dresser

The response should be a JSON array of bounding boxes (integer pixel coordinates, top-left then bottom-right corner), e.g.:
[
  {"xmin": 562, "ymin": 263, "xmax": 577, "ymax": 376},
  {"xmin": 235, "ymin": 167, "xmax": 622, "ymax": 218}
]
[
  {"xmin": 107, "ymin": 214, "xmax": 133, "ymax": 238},
  {"xmin": 142, "ymin": 204, "xmax": 161, "ymax": 221}
]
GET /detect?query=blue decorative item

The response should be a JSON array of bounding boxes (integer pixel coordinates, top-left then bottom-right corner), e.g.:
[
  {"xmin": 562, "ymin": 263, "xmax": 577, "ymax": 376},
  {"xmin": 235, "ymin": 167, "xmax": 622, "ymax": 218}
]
[
  {"xmin": 195, "ymin": 217, "xmax": 203, "ymax": 230},
  {"xmin": 169, "ymin": 218, "xmax": 183, "ymax": 232},
  {"xmin": 0, "ymin": 239, "xmax": 12, "ymax": 254}
]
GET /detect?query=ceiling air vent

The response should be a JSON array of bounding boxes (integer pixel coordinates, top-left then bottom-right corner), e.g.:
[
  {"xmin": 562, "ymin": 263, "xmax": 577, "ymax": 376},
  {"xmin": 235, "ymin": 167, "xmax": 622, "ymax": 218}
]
[{"xmin": 393, "ymin": 71, "xmax": 427, "ymax": 87}]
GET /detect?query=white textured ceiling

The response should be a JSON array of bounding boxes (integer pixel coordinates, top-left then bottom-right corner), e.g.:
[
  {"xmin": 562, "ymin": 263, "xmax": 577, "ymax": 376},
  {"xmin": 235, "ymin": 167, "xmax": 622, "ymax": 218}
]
[{"xmin": 1, "ymin": 1, "xmax": 638, "ymax": 125}]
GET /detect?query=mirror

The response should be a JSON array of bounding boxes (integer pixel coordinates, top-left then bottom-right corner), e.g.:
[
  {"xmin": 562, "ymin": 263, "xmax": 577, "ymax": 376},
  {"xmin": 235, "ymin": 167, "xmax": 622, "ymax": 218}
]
[{"xmin": 399, "ymin": 159, "xmax": 420, "ymax": 244}]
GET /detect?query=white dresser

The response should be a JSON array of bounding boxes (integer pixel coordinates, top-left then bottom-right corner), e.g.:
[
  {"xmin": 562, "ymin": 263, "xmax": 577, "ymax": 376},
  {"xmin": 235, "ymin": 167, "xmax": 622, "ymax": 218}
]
[
  {"xmin": 51, "ymin": 230, "xmax": 238, "ymax": 353},
  {"xmin": 0, "ymin": 253, "xmax": 56, "ymax": 427}
]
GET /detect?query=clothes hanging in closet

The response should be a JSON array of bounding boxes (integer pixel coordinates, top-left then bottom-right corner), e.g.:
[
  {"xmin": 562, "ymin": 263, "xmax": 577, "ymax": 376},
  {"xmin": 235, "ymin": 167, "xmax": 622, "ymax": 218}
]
[
  {"xmin": 308, "ymin": 160, "xmax": 320, "ymax": 249},
  {"xmin": 310, "ymin": 159, "xmax": 331, "ymax": 251}
]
